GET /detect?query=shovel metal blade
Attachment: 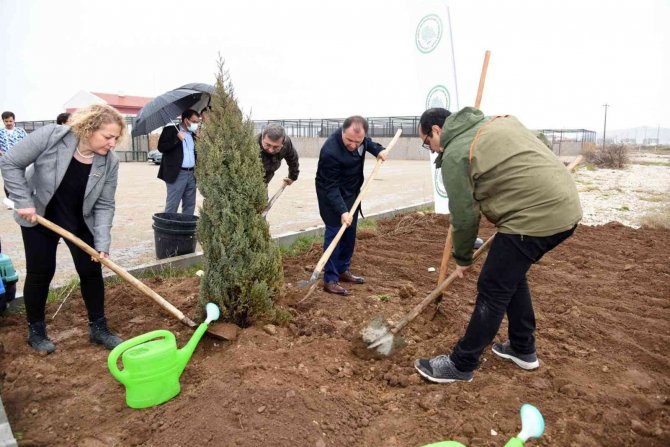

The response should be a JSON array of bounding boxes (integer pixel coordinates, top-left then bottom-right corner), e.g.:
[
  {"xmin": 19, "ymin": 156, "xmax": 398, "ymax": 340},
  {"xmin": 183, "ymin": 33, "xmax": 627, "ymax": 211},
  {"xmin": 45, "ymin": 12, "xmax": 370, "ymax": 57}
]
[
  {"xmin": 360, "ymin": 315, "xmax": 391, "ymax": 344},
  {"xmin": 360, "ymin": 315, "xmax": 407, "ymax": 357},
  {"xmin": 371, "ymin": 333, "xmax": 406, "ymax": 356},
  {"xmin": 297, "ymin": 270, "xmax": 320, "ymax": 289},
  {"xmin": 206, "ymin": 322, "xmax": 240, "ymax": 340}
]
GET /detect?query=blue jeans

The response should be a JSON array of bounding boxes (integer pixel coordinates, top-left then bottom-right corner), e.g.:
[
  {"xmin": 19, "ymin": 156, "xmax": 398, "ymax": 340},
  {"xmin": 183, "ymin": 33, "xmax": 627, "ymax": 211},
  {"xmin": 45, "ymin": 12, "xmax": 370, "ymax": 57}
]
[
  {"xmin": 165, "ymin": 170, "xmax": 196, "ymax": 215},
  {"xmin": 323, "ymin": 214, "xmax": 358, "ymax": 283},
  {"xmin": 450, "ymin": 226, "xmax": 576, "ymax": 372}
]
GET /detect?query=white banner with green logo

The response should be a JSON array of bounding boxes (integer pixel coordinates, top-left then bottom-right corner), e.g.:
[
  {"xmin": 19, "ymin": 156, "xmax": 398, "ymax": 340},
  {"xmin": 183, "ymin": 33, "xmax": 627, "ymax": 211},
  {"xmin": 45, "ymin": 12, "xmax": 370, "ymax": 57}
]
[{"xmin": 408, "ymin": 0, "xmax": 459, "ymax": 214}]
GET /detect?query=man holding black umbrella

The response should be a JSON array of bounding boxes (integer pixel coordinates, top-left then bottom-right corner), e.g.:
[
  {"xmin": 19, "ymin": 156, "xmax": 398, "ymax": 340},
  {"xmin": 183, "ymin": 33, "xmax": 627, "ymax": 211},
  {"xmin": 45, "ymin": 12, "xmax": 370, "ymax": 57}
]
[{"xmin": 157, "ymin": 109, "xmax": 200, "ymax": 215}]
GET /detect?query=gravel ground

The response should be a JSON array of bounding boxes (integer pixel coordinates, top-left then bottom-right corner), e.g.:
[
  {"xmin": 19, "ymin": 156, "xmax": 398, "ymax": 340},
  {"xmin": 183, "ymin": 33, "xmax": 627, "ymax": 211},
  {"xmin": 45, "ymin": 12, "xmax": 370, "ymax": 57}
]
[{"xmin": 574, "ymin": 152, "xmax": 670, "ymax": 228}]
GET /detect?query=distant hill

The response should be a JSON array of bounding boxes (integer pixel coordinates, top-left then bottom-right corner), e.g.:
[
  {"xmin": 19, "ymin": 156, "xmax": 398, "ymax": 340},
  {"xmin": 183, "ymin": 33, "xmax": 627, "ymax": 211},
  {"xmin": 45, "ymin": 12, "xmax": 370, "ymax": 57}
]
[{"xmin": 598, "ymin": 126, "xmax": 670, "ymax": 145}]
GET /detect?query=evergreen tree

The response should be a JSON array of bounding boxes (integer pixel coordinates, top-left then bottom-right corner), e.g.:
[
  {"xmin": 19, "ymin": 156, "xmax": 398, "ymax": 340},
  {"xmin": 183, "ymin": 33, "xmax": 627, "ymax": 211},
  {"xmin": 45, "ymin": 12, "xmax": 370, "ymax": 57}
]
[{"xmin": 197, "ymin": 59, "xmax": 285, "ymax": 326}]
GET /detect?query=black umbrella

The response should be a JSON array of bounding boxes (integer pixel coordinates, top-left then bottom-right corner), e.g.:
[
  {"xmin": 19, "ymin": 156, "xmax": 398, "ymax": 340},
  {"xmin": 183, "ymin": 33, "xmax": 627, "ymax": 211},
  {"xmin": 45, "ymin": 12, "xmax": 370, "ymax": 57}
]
[
  {"xmin": 131, "ymin": 86, "xmax": 213, "ymax": 137},
  {"xmin": 178, "ymin": 83, "xmax": 215, "ymax": 94}
]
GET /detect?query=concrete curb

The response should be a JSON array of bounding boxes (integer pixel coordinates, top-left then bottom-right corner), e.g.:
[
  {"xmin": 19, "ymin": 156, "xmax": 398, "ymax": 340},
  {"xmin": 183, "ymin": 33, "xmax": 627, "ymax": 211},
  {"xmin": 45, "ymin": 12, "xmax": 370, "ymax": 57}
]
[
  {"xmin": 8, "ymin": 201, "xmax": 434, "ymax": 309},
  {"xmin": 0, "ymin": 395, "xmax": 18, "ymax": 447}
]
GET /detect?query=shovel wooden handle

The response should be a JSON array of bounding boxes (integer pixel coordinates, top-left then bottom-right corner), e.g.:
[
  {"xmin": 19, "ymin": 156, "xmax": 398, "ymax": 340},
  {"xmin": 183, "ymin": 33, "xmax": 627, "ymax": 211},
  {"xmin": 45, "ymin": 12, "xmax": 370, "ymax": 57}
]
[
  {"xmin": 436, "ymin": 50, "xmax": 491, "ymax": 287},
  {"xmin": 392, "ymin": 234, "xmax": 495, "ymax": 335},
  {"xmin": 262, "ymin": 181, "xmax": 288, "ymax": 218},
  {"xmin": 33, "ymin": 214, "xmax": 196, "ymax": 328},
  {"xmin": 308, "ymin": 129, "xmax": 402, "ymax": 281},
  {"xmin": 566, "ymin": 154, "xmax": 583, "ymax": 171},
  {"xmin": 436, "ymin": 226, "xmax": 453, "ymax": 286},
  {"xmin": 474, "ymin": 50, "xmax": 491, "ymax": 109}
]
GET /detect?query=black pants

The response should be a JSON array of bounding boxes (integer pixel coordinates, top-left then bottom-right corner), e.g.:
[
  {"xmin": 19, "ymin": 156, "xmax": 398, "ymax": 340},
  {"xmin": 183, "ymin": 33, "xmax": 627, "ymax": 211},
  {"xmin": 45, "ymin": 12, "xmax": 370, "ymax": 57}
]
[
  {"xmin": 21, "ymin": 225, "xmax": 105, "ymax": 324},
  {"xmin": 450, "ymin": 226, "xmax": 576, "ymax": 372}
]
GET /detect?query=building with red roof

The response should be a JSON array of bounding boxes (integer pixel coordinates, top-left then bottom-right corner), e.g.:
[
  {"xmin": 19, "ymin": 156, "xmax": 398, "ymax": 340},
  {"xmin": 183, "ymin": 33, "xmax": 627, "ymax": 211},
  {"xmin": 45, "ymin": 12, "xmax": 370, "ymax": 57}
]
[{"xmin": 63, "ymin": 90, "xmax": 153, "ymax": 116}]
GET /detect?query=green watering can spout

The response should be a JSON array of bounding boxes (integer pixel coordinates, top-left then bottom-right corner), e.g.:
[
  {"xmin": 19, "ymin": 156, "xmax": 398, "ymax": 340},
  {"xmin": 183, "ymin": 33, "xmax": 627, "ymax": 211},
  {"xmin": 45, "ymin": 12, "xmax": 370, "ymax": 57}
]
[{"xmin": 176, "ymin": 302, "xmax": 221, "ymax": 376}]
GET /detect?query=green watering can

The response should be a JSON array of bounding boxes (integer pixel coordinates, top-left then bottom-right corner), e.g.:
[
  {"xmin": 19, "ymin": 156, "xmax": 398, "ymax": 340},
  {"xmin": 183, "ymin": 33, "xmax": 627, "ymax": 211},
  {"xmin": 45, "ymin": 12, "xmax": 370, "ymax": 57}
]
[
  {"xmin": 108, "ymin": 302, "xmax": 220, "ymax": 409},
  {"xmin": 422, "ymin": 404, "xmax": 545, "ymax": 447}
]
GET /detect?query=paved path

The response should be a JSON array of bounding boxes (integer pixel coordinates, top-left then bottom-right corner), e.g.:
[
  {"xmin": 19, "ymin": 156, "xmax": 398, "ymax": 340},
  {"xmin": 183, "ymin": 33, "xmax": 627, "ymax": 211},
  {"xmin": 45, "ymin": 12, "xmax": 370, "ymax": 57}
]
[{"xmin": 1, "ymin": 158, "xmax": 434, "ymax": 290}]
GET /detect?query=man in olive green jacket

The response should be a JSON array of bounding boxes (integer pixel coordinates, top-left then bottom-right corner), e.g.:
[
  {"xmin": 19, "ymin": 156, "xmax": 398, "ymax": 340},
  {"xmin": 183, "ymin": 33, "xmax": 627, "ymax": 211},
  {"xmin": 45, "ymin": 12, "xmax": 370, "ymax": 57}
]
[{"xmin": 414, "ymin": 107, "xmax": 582, "ymax": 384}]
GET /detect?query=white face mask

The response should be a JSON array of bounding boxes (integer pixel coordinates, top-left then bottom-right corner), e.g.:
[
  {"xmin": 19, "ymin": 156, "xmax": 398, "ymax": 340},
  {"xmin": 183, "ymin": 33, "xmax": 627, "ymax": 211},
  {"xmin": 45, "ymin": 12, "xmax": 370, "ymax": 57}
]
[{"xmin": 188, "ymin": 122, "xmax": 199, "ymax": 132}]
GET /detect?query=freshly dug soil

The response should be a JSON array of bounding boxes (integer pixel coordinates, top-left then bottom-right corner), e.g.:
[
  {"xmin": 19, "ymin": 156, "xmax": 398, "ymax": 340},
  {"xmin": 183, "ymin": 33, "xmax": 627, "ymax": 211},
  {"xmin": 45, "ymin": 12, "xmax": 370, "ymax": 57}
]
[{"xmin": 1, "ymin": 213, "xmax": 668, "ymax": 447}]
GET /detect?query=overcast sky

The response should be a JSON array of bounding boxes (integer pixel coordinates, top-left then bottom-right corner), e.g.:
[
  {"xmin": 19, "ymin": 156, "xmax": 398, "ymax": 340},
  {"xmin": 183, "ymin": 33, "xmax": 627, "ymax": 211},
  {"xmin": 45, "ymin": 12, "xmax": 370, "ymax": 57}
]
[{"xmin": 1, "ymin": 0, "xmax": 667, "ymax": 132}]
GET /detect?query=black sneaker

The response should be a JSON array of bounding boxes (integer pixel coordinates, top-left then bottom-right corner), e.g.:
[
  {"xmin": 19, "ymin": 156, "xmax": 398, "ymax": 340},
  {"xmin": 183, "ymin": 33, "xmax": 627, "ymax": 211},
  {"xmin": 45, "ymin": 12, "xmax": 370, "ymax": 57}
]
[
  {"xmin": 27, "ymin": 321, "xmax": 56, "ymax": 354},
  {"xmin": 89, "ymin": 317, "xmax": 123, "ymax": 350},
  {"xmin": 492, "ymin": 341, "xmax": 540, "ymax": 370},
  {"xmin": 414, "ymin": 355, "xmax": 474, "ymax": 383}
]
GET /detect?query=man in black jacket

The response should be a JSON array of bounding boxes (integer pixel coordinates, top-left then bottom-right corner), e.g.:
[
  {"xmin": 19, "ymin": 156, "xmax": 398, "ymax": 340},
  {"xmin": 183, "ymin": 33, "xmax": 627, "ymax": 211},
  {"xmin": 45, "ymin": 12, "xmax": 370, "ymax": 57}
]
[
  {"xmin": 315, "ymin": 116, "xmax": 388, "ymax": 295},
  {"xmin": 157, "ymin": 109, "xmax": 200, "ymax": 215},
  {"xmin": 258, "ymin": 124, "xmax": 300, "ymax": 186}
]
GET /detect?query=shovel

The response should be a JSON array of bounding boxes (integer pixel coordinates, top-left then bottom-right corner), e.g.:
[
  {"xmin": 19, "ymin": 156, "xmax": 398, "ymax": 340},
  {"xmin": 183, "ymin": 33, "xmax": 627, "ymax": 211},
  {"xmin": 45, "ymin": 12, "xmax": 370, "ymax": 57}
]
[
  {"xmin": 297, "ymin": 129, "xmax": 402, "ymax": 302},
  {"xmin": 360, "ymin": 235, "xmax": 495, "ymax": 356},
  {"xmin": 262, "ymin": 180, "xmax": 288, "ymax": 218},
  {"xmin": 435, "ymin": 51, "xmax": 491, "ymax": 306},
  {"xmin": 360, "ymin": 152, "xmax": 584, "ymax": 356},
  {"xmin": 3, "ymin": 198, "xmax": 233, "ymax": 339}
]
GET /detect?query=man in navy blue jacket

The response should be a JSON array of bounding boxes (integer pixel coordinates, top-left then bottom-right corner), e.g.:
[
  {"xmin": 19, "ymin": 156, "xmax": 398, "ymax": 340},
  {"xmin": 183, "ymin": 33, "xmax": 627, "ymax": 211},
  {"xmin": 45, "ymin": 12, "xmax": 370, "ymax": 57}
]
[{"xmin": 315, "ymin": 116, "xmax": 388, "ymax": 295}]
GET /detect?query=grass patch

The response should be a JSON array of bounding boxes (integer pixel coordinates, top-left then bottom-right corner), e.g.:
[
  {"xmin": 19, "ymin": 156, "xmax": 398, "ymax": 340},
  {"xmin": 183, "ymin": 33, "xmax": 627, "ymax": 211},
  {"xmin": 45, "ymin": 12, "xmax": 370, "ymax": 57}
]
[
  {"xmin": 634, "ymin": 160, "xmax": 670, "ymax": 167},
  {"xmin": 639, "ymin": 195, "xmax": 665, "ymax": 203},
  {"xmin": 151, "ymin": 263, "xmax": 204, "ymax": 280},
  {"xmin": 638, "ymin": 204, "xmax": 670, "ymax": 229},
  {"xmin": 47, "ymin": 277, "xmax": 80, "ymax": 303},
  {"xmin": 358, "ymin": 218, "xmax": 378, "ymax": 232},
  {"xmin": 416, "ymin": 204, "xmax": 435, "ymax": 214},
  {"xmin": 370, "ymin": 294, "xmax": 391, "ymax": 302},
  {"xmin": 280, "ymin": 235, "xmax": 322, "ymax": 257},
  {"xmin": 615, "ymin": 206, "xmax": 630, "ymax": 212}
]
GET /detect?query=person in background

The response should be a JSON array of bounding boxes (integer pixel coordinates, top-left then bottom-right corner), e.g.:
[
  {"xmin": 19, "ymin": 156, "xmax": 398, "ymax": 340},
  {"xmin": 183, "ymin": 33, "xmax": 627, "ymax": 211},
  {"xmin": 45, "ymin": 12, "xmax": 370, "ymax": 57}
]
[
  {"xmin": 56, "ymin": 113, "xmax": 71, "ymax": 125},
  {"xmin": 258, "ymin": 123, "xmax": 299, "ymax": 187},
  {"xmin": 157, "ymin": 109, "xmax": 200, "ymax": 215},
  {"xmin": 0, "ymin": 111, "xmax": 28, "ymax": 156},
  {"xmin": 414, "ymin": 107, "xmax": 582, "ymax": 384},
  {"xmin": 0, "ymin": 104, "xmax": 126, "ymax": 354},
  {"xmin": 315, "ymin": 116, "xmax": 388, "ymax": 296}
]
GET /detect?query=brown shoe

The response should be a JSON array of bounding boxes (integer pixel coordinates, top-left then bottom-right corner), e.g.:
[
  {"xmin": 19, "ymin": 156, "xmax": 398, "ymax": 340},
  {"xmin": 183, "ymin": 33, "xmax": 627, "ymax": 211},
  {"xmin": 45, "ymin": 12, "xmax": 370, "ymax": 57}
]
[
  {"xmin": 339, "ymin": 271, "xmax": 365, "ymax": 284},
  {"xmin": 323, "ymin": 281, "xmax": 350, "ymax": 296}
]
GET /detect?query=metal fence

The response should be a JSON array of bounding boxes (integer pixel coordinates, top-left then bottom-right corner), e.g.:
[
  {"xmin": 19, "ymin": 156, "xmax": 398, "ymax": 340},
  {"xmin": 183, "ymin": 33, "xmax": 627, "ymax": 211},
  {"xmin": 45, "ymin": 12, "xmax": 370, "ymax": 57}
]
[
  {"xmin": 16, "ymin": 117, "xmax": 597, "ymax": 158},
  {"xmin": 253, "ymin": 116, "xmax": 422, "ymax": 138},
  {"xmin": 537, "ymin": 128, "xmax": 597, "ymax": 156}
]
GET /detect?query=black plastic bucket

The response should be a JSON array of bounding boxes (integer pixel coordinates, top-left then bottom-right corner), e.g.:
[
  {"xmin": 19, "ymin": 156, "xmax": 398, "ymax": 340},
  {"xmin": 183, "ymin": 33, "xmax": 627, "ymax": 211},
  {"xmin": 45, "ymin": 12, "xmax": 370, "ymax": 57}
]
[{"xmin": 152, "ymin": 213, "xmax": 199, "ymax": 260}]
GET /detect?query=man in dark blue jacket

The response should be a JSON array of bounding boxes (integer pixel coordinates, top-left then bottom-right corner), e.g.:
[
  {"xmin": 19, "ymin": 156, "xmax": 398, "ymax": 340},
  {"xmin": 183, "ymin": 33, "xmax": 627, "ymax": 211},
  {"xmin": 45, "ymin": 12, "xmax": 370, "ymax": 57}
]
[{"xmin": 315, "ymin": 116, "xmax": 388, "ymax": 295}]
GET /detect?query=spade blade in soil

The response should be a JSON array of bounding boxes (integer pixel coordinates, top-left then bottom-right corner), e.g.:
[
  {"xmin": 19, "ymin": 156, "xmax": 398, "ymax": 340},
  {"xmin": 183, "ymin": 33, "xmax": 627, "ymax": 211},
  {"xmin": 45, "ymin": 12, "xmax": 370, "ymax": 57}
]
[
  {"xmin": 206, "ymin": 322, "xmax": 240, "ymax": 340},
  {"xmin": 360, "ymin": 315, "xmax": 406, "ymax": 356},
  {"xmin": 297, "ymin": 270, "xmax": 320, "ymax": 289}
]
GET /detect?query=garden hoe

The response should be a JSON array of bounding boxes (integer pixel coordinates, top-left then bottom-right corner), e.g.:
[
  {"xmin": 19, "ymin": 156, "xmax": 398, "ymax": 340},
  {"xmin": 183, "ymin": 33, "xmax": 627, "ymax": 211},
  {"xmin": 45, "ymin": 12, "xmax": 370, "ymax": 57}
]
[
  {"xmin": 360, "ymin": 235, "xmax": 495, "ymax": 356},
  {"xmin": 262, "ymin": 180, "xmax": 288, "ymax": 218},
  {"xmin": 298, "ymin": 128, "xmax": 402, "ymax": 302},
  {"xmin": 3, "ymin": 198, "xmax": 233, "ymax": 340}
]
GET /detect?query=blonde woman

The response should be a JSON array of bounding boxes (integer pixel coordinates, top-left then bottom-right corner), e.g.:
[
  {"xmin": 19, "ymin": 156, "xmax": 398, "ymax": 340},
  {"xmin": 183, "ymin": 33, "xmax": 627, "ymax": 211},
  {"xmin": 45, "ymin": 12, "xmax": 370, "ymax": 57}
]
[{"xmin": 0, "ymin": 104, "xmax": 126, "ymax": 354}]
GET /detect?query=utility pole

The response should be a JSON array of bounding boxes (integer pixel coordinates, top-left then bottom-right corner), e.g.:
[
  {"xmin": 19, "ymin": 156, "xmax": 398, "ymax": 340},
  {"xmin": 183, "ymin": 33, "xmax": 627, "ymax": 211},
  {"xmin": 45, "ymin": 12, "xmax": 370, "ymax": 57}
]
[{"xmin": 602, "ymin": 104, "xmax": 610, "ymax": 151}]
